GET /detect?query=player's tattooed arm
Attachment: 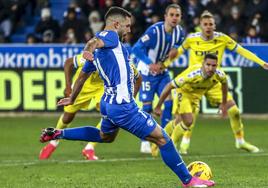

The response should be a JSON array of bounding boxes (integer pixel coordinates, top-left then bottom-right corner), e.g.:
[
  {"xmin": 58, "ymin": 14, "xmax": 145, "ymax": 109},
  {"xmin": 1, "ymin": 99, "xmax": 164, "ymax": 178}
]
[{"xmin": 83, "ymin": 37, "xmax": 105, "ymax": 61}]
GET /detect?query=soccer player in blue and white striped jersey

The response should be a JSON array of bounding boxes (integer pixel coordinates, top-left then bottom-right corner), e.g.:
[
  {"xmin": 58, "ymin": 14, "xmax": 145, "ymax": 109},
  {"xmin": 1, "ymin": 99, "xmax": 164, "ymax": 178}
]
[
  {"xmin": 132, "ymin": 4, "xmax": 185, "ymax": 153},
  {"xmin": 40, "ymin": 7, "xmax": 214, "ymax": 187}
]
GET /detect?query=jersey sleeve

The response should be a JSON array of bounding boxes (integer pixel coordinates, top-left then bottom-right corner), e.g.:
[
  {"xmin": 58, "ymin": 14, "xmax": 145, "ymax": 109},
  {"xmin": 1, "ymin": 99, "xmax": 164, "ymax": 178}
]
[
  {"xmin": 139, "ymin": 27, "xmax": 157, "ymax": 48},
  {"xmin": 181, "ymin": 36, "xmax": 190, "ymax": 51},
  {"xmin": 82, "ymin": 60, "xmax": 97, "ymax": 73},
  {"xmin": 215, "ymin": 69, "xmax": 227, "ymax": 84},
  {"xmin": 95, "ymin": 30, "xmax": 119, "ymax": 48},
  {"xmin": 73, "ymin": 53, "xmax": 87, "ymax": 68},
  {"xmin": 224, "ymin": 34, "xmax": 238, "ymax": 51},
  {"xmin": 173, "ymin": 27, "xmax": 185, "ymax": 49},
  {"xmin": 172, "ymin": 71, "xmax": 191, "ymax": 88},
  {"xmin": 131, "ymin": 27, "xmax": 157, "ymax": 64}
]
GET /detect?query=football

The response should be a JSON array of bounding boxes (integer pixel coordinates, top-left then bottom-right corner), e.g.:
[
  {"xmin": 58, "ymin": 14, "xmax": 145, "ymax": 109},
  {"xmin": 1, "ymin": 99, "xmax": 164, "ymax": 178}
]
[{"xmin": 187, "ymin": 161, "xmax": 212, "ymax": 180}]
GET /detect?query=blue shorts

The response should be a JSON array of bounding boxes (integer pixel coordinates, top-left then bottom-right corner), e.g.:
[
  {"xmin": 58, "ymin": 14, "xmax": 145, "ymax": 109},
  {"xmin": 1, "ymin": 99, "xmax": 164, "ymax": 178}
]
[
  {"xmin": 139, "ymin": 71, "xmax": 171, "ymax": 102},
  {"xmin": 100, "ymin": 100, "xmax": 157, "ymax": 139}
]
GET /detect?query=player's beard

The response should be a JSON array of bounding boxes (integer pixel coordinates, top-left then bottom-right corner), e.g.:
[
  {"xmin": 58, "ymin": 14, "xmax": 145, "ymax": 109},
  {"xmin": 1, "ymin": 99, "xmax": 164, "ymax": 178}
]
[{"xmin": 121, "ymin": 33, "xmax": 127, "ymax": 42}]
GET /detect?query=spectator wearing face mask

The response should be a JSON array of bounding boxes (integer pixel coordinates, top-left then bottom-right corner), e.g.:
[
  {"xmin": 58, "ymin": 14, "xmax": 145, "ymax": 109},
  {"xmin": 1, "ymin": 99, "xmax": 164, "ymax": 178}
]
[
  {"xmin": 63, "ymin": 28, "xmax": 78, "ymax": 44},
  {"xmin": 61, "ymin": 7, "xmax": 87, "ymax": 43},
  {"xmin": 88, "ymin": 10, "xmax": 104, "ymax": 35}
]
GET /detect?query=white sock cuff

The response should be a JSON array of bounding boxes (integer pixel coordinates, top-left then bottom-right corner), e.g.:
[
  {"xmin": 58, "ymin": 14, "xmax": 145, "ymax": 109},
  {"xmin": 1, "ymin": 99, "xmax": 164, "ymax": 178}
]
[
  {"xmin": 85, "ymin": 143, "xmax": 94, "ymax": 150},
  {"xmin": 50, "ymin": 140, "xmax": 59, "ymax": 147},
  {"xmin": 181, "ymin": 137, "xmax": 190, "ymax": 144},
  {"xmin": 236, "ymin": 138, "xmax": 245, "ymax": 144}
]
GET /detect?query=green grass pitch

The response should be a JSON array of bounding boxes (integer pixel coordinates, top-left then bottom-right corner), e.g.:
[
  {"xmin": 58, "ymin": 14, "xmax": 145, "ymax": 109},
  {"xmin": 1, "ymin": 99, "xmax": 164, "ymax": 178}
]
[{"xmin": 0, "ymin": 115, "xmax": 267, "ymax": 188}]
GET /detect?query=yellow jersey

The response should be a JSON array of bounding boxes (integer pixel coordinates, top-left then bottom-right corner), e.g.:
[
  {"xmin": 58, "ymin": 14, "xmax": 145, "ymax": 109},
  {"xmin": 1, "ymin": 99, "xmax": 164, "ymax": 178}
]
[
  {"xmin": 164, "ymin": 31, "xmax": 266, "ymax": 67},
  {"xmin": 72, "ymin": 53, "xmax": 103, "ymax": 91},
  {"xmin": 172, "ymin": 65, "xmax": 227, "ymax": 99},
  {"xmin": 182, "ymin": 32, "xmax": 237, "ymax": 67}
]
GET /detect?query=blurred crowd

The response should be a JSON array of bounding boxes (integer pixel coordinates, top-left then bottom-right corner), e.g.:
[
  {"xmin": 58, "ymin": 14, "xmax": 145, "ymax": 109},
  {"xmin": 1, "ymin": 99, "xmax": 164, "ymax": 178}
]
[{"xmin": 0, "ymin": 0, "xmax": 268, "ymax": 44}]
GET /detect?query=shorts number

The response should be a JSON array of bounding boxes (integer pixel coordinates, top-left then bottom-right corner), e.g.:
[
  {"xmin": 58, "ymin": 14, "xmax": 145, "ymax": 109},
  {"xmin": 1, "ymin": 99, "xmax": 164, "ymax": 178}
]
[
  {"xmin": 177, "ymin": 93, "xmax": 182, "ymax": 102},
  {"xmin": 142, "ymin": 81, "xmax": 151, "ymax": 91}
]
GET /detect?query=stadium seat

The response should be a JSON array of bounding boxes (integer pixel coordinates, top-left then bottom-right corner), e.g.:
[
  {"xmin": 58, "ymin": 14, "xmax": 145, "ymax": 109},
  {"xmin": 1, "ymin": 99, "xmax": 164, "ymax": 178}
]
[{"xmin": 11, "ymin": 34, "xmax": 26, "ymax": 43}]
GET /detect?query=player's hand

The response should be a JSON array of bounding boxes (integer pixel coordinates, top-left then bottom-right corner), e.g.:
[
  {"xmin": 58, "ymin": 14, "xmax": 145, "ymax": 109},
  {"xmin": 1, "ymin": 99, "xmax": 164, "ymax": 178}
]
[
  {"xmin": 64, "ymin": 87, "xmax": 72, "ymax": 97},
  {"xmin": 218, "ymin": 103, "xmax": 228, "ymax": 118},
  {"xmin": 168, "ymin": 48, "xmax": 178, "ymax": 60},
  {"xmin": 83, "ymin": 51, "xmax": 94, "ymax": 61},
  {"xmin": 153, "ymin": 106, "xmax": 162, "ymax": 117},
  {"xmin": 262, "ymin": 63, "xmax": 268, "ymax": 70},
  {"xmin": 149, "ymin": 64, "xmax": 163, "ymax": 74},
  {"xmin": 57, "ymin": 97, "xmax": 73, "ymax": 106}
]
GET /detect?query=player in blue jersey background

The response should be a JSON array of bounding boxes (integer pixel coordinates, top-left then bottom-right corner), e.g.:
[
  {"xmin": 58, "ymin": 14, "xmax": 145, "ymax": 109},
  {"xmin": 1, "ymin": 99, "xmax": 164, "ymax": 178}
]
[
  {"xmin": 132, "ymin": 4, "xmax": 185, "ymax": 153},
  {"xmin": 39, "ymin": 6, "xmax": 214, "ymax": 188}
]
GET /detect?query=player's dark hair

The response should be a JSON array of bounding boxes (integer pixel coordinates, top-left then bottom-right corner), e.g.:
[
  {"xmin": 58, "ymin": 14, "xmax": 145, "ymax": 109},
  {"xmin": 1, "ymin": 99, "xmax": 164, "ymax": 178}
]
[
  {"xmin": 204, "ymin": 53, "xmax": 218, "ymax": 61},
  {"xmin": 165, "ymin": 4, "xmax": 181, "ymax": 14},
  {"xmin": 105, "ymin": 6, "xmax": 132, "ymax": 21}
]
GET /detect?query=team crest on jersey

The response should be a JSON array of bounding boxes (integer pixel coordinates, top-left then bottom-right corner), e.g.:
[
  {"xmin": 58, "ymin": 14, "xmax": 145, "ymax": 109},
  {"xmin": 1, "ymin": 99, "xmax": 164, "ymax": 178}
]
[
  {"xmin": 147, "ymin": 119, "xmax": 154, "ymax": 127},
  {"xmin": 141, "ymin": 34, "xmax": 150, "ymax": 42},
  {"xmin": 228, "ymin": 40, "xmax": 234, "ymax": 45},
  {"xmin": 178, "ymin": 78, "xmax": 184, "ymax": 84},
  {"xmin": 142, "ymin": 94, "xmax": 147, "ymax": 100},
  {"xmin": 99, "ymin": 31, "xmax": 108, "ymax": 37}
]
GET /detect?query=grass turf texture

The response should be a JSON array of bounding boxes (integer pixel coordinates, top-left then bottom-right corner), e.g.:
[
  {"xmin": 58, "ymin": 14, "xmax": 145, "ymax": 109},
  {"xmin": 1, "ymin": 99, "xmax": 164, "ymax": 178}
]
[{"xmin": 0, "ymin": 116, "xmax": 267, "ymax": 188}]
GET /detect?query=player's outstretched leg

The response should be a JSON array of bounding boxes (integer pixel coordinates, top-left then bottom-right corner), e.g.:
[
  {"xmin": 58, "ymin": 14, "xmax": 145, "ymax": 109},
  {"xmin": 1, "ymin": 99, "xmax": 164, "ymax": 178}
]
[
  {"xmin": 228, "ymin": 105, "xmax": 259, "ymax": 153},
  {"xmin": 147, "ymin": 125, "xmax": 215, "ymax": 187},
  {"xmin": 40, "ymin": 126, "xmax": 104, "ymax": 143}
]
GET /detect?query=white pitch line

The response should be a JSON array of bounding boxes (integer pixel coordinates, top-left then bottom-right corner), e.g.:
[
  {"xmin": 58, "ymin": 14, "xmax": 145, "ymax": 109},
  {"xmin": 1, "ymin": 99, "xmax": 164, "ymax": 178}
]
[{"xmin": 1, "ymin": 152, "xmax": 267, "ymax": 167}]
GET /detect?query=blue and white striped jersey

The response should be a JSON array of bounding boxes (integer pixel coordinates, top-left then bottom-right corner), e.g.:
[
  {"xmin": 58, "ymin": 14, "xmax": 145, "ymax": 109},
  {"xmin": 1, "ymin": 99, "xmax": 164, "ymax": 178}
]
[
  {"xmin": 132, "ymin": 21, "xmax": 185, "ymax": 64},
  {"xmin": 82, "ymin": 30, "xmax": 135, "ymax": 104}
]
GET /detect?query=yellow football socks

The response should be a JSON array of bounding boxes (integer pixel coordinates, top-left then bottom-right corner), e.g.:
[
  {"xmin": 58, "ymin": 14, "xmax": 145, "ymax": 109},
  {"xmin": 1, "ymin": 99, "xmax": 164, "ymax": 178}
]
[
  {"xmin": 227, "ymin": 105, "xmax": 244, "ymax": 140},
  {"xmin": 56, "ymin": 115, "xmax": 69, "ymax": 129},
  {"xmin": 164, "ymin": 119, "xmax": 176, "ymax": 136},
  {"xmin": 171, "ymin": 121, "xmax": 188, "ymax": 148}
]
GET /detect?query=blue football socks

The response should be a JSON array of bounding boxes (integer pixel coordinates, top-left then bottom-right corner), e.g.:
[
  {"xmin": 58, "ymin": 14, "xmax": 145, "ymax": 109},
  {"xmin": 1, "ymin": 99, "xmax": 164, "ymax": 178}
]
[
  {"xmin": 161, "ymin": 100, "xmax": 173, "ymax": 128},
  {"xmin": 61, "ymin": 126, "xmax": 103, "ymax": 142},
  {"xmin": 159, "ymin": 139, "xmax": 192, "ymax": 184}
]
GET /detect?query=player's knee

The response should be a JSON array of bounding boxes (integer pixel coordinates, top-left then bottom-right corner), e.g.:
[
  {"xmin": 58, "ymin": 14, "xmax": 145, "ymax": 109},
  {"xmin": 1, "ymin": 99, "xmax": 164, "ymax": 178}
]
[
  {"xmin": 142, "ymin": 103, "xmax": 152, "ymax": 113},
  {"xmin": 228, "ymin": 105, "xmax": 240, "ymax": 119},
  {"xmin": 183, "ymin": 119, "xmax": 193, "ymax": 127},
  {"xmin": 100, "ymin": 133, "xmax": 116, "ymax": 143},
  {"xmin": 101, "ymin": 136, "xmax": 115, "ymax": 143},
  {"xmin": 155, "ymin": 129, "xmax": 171, "ymax": 147}
]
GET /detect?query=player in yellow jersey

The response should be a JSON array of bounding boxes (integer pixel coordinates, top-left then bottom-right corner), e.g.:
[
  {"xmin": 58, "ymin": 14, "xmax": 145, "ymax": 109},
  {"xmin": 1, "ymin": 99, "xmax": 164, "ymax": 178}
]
[
  {"xmin": 39, "ymin": 53, "xmax": 142, "ymax": 160},
  {"xmin": 162, "ymin": 11, "xmax": 268, "ymax": 154},
  {"xmin": 39, "ymin": 53, "xmax": 104, "ymax": 160},
  {"xmin": 152, "ymin": 53, "xmax": 228, "ymax": 156}
]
